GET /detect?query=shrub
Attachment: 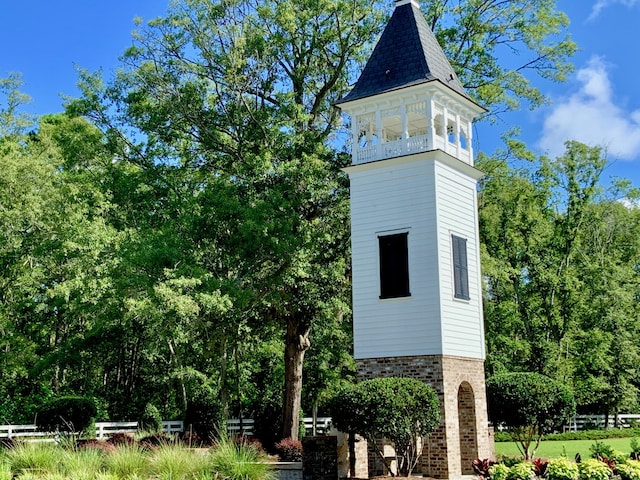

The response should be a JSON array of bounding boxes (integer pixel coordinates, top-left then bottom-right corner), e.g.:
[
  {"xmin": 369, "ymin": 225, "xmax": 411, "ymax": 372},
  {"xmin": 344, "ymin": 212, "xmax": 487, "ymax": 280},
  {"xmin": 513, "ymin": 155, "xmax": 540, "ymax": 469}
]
[
  {"xmin": 473, "ymin": 458, "xmax": 496, "ymax": 479},
  {"xmin": 36, "ymin": 396, "xmax": 97, "ymax": 433},
  {"xmin": 533, "ymin": 458, "xmax": 549, "ymax": 477},
  {"xmin": 631, "ymin": 438, "xmax": 640, "ymax": 460},
  {"xmin": 510, "ymin": 461, "xmax": 535, "ymax": 480},
  {"xmin": 489, "ymin": 463, "xmax": 511, "ymax": 480},
  {"xmin": 617, "ymin": 461, "xmax": 640, "ymax": 480},
  {"xmin": 106, "ymin": 433, "xmax": 135, "ymax": 447},
  {"xmin": 230, "ymin": 435, "xmax": 265, "ymax": 455},
  {"xmin": 75, "ymin": 439, "xmax": 117, "ymax": 454},
  {"xmin": 487, "ymin": 373, "xmax": 576, "ymax": 459},
  {"xmin": 328, "ymin": 377, "xmax": 440, "ymax": 477},
  {"xmin": 547, "ymin": 457, "xmax": 579, "ymax": 480},
  {"xmin": 139, "ymin": 432, "xmax": 172, "ymax": 449},
  {"xmin": 578, "ymin": 459, "xmax": 612, "ymax": 480},
  {"xmin": 139, "ymin": 403, "xmax": 163, "ymax": 433},
  {"xmin": 184, "ymin": 390, "xmax": 223, "ymax": 442},
  {"xmin": 274, "ymin": 438, "xmax": 303, "ymax": 462},
  {"xmin": 590, "ymin": 441, "xmax": 616, "ymax": 461}
]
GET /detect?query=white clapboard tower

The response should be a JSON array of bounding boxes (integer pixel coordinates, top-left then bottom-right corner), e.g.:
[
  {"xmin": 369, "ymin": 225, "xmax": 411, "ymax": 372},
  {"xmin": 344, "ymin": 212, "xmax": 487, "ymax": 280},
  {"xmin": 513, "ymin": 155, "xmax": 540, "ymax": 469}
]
[{"xmin": 336, "ymin": 0, "xmax": 493, "ymax": 477}]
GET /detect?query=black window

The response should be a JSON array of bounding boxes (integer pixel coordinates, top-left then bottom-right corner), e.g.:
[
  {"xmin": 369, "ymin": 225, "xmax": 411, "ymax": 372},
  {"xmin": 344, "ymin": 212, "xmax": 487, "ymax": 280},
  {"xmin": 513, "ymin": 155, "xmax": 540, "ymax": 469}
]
[
  {"xmin": 452, "ymin": 235, "xmax": 469, "ymax": 300},
  {"xmin": 379, "ymin": 232, "xmax": 410, "ymax": 299}
]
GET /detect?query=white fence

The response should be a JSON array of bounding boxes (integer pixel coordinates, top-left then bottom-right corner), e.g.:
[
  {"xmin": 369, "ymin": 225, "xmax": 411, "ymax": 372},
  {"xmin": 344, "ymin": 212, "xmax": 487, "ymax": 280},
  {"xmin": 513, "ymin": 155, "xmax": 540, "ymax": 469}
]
[
  {"xmin": 1, "ymin": 421, "xmax": 185, "ymax": 441},
  {"xmin": 226, "ymin": 417, "xmax": 332, "ymax": 436},
  {"xmin": 565, "ymin": 414, "xmax": 640, "ymax": 431},
  {"xmin": 1, "ymin": 417, "xmax": 332, "ymax": 441}
]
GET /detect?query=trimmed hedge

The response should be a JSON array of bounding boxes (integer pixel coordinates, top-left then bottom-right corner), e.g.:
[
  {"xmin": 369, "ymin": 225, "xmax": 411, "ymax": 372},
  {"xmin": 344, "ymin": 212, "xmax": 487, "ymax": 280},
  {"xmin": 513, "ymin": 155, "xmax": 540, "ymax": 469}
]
[
  {"xmin": 36, "ymin": 396, "xmax": 97, "ymax": 433},
  {"xmin": 496, "ymin": 427, "xmax": 640, "ymax": 442}
]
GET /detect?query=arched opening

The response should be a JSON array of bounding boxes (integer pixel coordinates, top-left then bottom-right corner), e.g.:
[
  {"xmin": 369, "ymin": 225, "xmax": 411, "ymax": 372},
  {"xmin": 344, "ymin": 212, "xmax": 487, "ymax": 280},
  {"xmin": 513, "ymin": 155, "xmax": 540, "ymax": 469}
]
[{"xmin": 458, "ymin": 382, "xmax": 477, "ymax": 474}]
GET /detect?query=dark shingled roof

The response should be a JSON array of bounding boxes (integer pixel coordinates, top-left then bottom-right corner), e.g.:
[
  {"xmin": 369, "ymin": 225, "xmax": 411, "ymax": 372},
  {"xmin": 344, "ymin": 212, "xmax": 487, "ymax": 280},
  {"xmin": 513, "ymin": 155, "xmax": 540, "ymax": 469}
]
[{"xmin": 338, "ymin": 1, "xmax": 468, "ymax": 104}]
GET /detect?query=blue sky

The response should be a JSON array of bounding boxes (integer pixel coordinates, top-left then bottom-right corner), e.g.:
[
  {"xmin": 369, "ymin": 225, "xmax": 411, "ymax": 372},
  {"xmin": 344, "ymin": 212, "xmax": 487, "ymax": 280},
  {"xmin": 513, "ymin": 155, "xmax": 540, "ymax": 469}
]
[{"xmin": 2, "ymin": 0, "xmax": 639, "ymax": 186}]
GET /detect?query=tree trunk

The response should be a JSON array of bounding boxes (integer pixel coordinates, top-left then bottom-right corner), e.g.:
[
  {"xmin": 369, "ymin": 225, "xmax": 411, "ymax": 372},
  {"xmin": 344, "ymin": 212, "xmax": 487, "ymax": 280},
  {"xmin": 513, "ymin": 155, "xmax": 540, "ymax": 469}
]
[
  {"xmin": 282, "ymin": 314, "xmax": 310, "ymax": 440},
  {"xmin": 349, "ymin": 432, "xmax": 356, "ymax": 478}
]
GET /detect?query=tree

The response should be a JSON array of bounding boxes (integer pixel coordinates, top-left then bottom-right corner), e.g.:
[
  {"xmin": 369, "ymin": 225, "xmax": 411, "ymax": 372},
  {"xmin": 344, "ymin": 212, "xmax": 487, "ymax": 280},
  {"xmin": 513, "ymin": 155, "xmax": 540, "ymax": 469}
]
[
  {"xmin": 427, "ymin": 0, "xmax": 576, "ymax": 114},
  {"xmin": 329, "ymin": 377, "xmax": 440, "ymax": 477},
  {"xmin": 486, "ymin": 372, "xmax": 575, "ymax": 459},
  {"xmin": 479, "ymin": 141, "xmax": 640, "ymax": 418},
  {"xmin": 67, "ymin": 0, "xmax": 577, "ymax": 438}
]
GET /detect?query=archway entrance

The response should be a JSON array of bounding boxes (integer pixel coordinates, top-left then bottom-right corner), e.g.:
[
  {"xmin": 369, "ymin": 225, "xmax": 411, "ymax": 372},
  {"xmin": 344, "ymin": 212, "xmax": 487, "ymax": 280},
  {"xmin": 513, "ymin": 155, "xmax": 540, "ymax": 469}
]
[{"xmin": 458, "ymin": 382, "xmax": 477, "ymax": 474}]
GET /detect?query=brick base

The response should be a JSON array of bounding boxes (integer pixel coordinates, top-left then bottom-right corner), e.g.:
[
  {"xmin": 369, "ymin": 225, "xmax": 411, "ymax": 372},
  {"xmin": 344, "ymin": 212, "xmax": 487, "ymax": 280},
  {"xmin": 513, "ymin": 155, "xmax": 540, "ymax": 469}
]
[{"xmin": 356, "ymin": 355, "xmax": 494, "ymax": 479}]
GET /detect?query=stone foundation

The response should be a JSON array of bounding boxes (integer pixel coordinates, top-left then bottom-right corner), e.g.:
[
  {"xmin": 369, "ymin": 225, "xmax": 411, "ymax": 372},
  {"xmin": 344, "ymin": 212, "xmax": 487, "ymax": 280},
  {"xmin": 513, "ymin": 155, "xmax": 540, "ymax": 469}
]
[{"xmin": 356, "ymin": 354, "xmax": 494, "ymax": 479}]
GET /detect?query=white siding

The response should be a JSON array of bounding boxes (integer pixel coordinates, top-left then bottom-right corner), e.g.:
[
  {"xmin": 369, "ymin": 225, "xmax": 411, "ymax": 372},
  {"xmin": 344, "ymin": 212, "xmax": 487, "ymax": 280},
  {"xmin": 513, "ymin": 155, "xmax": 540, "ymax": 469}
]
[
  {"xmin": 435, "ymin": 162, "xmax": 485, "ymax": 358},
  {"xmin": 350, "ymin": 158, "xmax": 442, "ymax": 359},
  {"xmin": 348, "ymin": 151, "xmax": 485, "ymax": 360}
]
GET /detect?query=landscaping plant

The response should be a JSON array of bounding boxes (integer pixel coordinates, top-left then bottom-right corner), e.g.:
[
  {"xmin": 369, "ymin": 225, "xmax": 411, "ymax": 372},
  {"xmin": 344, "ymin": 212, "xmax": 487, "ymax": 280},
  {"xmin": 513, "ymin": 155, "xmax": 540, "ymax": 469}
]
[
  {"xmin": 545, "ymin": 457, "xmax": 579, "ymax": 480},
  {"xmin": 36, "ymin": 396, "xmax": 97, "ymax": 434},
  {"xmin": 329, "ymin": 377, "xmax": 440, "ymax": 477},
  {"xmin": 487, "ymin": 372, "xmax": 576, "ymax": 459},
  {"xmin": 577, "ymin": 459, "xmax": 612, "ymax": 480},
  {"xmin": 274, "ymin": 438, "xmax": 302, "ymax": 462}
]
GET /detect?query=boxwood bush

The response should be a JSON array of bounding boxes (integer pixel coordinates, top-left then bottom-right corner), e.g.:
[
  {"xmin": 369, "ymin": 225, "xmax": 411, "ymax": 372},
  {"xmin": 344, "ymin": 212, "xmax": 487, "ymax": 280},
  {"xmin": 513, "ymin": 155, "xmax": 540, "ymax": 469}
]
[{"xmin": 36, "ymin": 396, "xmax": 96, "ymax": 433}]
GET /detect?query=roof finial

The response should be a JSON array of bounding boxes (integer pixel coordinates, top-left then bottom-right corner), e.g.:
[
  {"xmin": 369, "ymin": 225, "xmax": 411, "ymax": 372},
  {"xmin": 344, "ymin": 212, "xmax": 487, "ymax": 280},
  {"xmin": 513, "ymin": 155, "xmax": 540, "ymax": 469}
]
[{"xmin": 394, "ymin": 0, "xmax": 420, "ymax": 8}]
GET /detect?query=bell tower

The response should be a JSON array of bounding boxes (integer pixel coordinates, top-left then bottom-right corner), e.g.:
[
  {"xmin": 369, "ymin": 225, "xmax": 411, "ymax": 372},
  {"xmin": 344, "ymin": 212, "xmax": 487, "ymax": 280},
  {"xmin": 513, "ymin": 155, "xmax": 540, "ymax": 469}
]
[{"xmin": 336, "ymin": 0, "xmax": 493, "ymax": 477}]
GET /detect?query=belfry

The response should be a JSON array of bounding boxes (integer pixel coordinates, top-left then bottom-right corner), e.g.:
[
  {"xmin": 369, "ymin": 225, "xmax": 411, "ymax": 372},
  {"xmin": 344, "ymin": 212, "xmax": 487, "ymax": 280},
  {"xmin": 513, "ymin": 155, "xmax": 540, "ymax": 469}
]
[{"xmin": 336, "ymin": 0, "xmax": 493, "ymax": 477}]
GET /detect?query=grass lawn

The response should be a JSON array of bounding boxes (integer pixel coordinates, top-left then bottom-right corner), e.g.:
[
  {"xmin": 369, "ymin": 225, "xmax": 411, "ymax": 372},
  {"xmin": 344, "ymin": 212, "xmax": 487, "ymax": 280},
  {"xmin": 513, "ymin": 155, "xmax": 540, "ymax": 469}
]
[{"xmin": 495, "ymin": 437, "xmax": 633, "ymax": 460}]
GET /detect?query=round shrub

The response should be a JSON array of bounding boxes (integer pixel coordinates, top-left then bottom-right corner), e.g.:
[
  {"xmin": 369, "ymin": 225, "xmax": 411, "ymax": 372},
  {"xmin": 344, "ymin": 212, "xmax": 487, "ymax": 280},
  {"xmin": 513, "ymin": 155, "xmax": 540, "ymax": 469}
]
[
  {"xmin": 36, "ymin": 396, "xmax": 97, "ymax": 433},
  {"xmin": 489, "ymin": 463, "xmax": 511, "ymax": 480},
  {"xmin": 547, "ymin": 457, "xmax": 579, "ymax": 480},
  {"xmin": 328, "ymin": 377, "xmax": 440, "ymax": 476},
  {"xmin": 139, "ymin": 403, "xmax": 163, "ymax": 433},
  {"xmin": 274, "ymin": 438, "xmax": 303, "ymax": 462},
  {"xmin": 617, "ymin": 461, "xmax": 640, "ymax": 480},
  {"xmin": 184, "ymin": 390, "xmax": 223, "ymax": 443},
  {"xmin": 487, "ymin": 372, "xmax": 575, "ymax": 459},
  {"xmin": 510, "ymin": 461, "xmax": 535, "ymax": 480},
  {"xmin": 578, "ymin": 459, "xmax": 612, "ymax": 480}
]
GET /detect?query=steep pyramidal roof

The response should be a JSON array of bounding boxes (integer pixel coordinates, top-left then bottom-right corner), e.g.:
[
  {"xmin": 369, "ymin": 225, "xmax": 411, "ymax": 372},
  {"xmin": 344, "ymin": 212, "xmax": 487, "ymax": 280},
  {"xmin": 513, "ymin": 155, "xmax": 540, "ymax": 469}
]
[{"xmin": 338, "ymin": 0, "xmax": 468, "ymax": 104}]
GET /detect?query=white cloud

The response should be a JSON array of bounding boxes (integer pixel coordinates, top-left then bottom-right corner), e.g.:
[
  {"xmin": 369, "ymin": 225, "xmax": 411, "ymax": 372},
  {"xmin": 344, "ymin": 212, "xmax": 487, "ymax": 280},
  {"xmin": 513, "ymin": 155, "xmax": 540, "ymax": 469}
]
[
  {"xmin": 538, "ymin": 56, "xmax": 640, "ymax": 160},
  {"xmin": 588, "ymin": 0, "xmax": 640, "ymax": 21}
]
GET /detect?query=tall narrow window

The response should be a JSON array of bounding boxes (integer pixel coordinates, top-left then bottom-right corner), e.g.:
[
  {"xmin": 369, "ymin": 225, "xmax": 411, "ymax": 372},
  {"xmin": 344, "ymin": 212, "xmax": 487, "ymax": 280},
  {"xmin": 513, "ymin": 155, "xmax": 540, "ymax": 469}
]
[
  {"xmin": 452, "ymin": 235, "xmax": 469, "ymax": 300},
  {"xmin": 379, "ymin": 232, "xmax": 410, "ymax": 299}
]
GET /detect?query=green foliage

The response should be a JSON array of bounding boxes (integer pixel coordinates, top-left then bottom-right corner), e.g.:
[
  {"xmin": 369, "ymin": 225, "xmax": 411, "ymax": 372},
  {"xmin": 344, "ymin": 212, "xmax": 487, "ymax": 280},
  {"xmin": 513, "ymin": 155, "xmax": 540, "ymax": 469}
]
[
  {"xmin": 2, "ymin": 443, "xmax": 61, "ymax": 475},
  {"xmin": 547, "ymin": 457, "xmax": 579, "ymax": 480},
  {"xmin": 139, "ymin": 403, "xmax": 163, "ymax": 434},
  {"xmin": 510, "ymin": 461, "xmax": 535, "ymax": 480},
  {"xmin": 329, "ymin": 377, "xmax": 440, "ymax": 476},
  {"xmin": 149, "ymin": 443, "xmax": 213, "ymax": 479},
  {"xmin": 184, "ymin": 388, "xmax": 223, "ymax": 442},
  {"xmin": 104, "ymin": 444, "xmax": 148, "ymax": 479},
  {"xmin": 480, "ymin": 141, "xmax": 640, "ymax": 420},
  {"xmin": 60, "ymin": 447, "xmax": 106, "ymax": 479},
  {"xmin": 36, "ymin": 396, "xmax": 97, "ymax": 433},
  {"xmin": 429, "ymin": 0, "xmax": 576, "ymax": 113},
  {"xmin": 487, "ymin": 372, "xmax": 576, "ymax": 459},
  {"xmin": 590, "ymin": 441, "xmax": 616, "ymax": 460},
  {"xmin": 630, "ymin": 437, "xmax": 640, "ymax": 460},
  {"xmin": 617, "ymin": 461, "xmax": 640, "ymax": 480},
  {"xmin": 209, "ymin": 437, "xmax": 275, "ymax": 480},
  {"xmin": 578, "ymin": 459, "xmax": 612, "ymax": 480},
  {"xmin": 489, "ymin": 463, "xmax": 512, "ymax": 480}
]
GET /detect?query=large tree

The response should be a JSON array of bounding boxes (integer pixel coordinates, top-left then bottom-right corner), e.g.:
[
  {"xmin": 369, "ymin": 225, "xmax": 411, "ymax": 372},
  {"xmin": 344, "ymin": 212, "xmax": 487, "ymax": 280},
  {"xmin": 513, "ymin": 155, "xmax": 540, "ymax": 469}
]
[
  {"xmin": 67, "ymin": 0, "xmax": 577, "ymax": 439},
  {"xmin": 479, "ymin": 141, "xmax": 640, "ymax": 417}
]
